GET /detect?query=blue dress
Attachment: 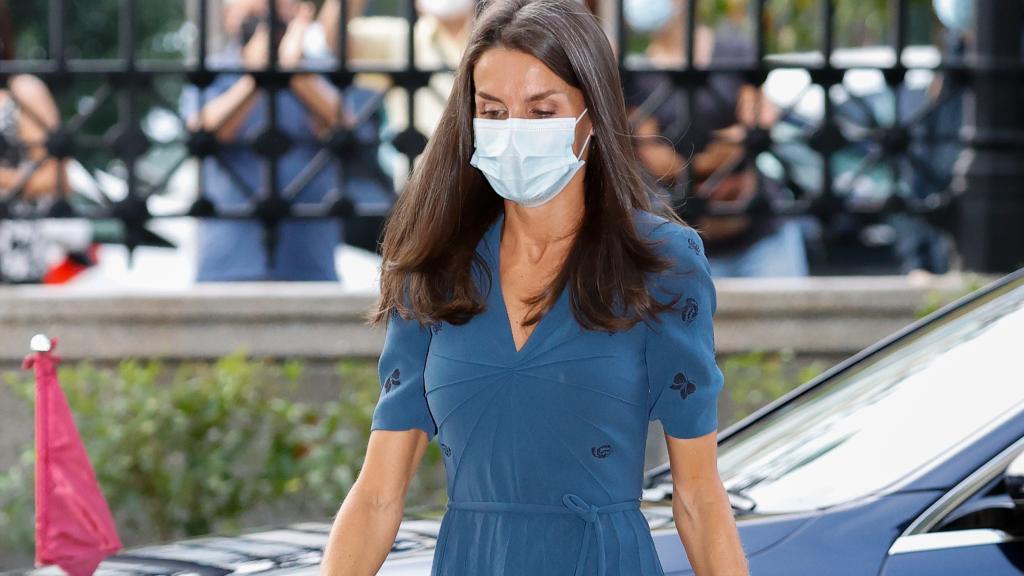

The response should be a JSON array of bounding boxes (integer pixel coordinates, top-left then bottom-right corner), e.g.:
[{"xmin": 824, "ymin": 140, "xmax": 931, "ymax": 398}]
[{"xmin": 370, "ymin": 207, "xmax": 724, "ymax": 575}]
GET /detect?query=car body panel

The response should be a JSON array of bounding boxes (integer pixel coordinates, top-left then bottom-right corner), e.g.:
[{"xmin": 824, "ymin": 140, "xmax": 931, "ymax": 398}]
[
  {"xmin": 736, "ymin": 491, "xmax": 947, "ymax": 576},
  {"xmin": 651, "ymin": 512, "xmax": 813, "ymax": 575},
  {"xmin": 880, "ymin": 534, "xmax": 1024, "ymax": 576}
]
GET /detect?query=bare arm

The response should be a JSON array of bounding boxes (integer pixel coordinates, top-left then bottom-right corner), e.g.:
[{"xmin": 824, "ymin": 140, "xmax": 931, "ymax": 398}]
[
  {"xmin": 320, "ymin": 428, "xmax": 431, "ymax": 575},
  {"xmin": 279, "ymin": 2, "xmax": 348, "ymax": 136},
  {"xmin": 627, "ymin": 82, "xmax": 774, "ymax": 242},
  {"xmin": 0, "ymin": 75, "xmax": 68, "ymax": 200},
  {"xmin": 627, "ymin": 105, "xmax": 743, "ymax": 185},
  {"xmin": 289, "ymin": 74, "xmax": 344, "ymax": 136},
  {"xmin": 665, "ymin": 431, "xmax": 749, "ymax": 576},
  {"xmin": 184, "ymin": 23, "xmax": 276, "ymax": 141},
  {"xmin": 629, "ymin": 107, "xmax": 688, "ymax": 183},
  {"xmin": 186, "ymin": 74, "xmax": 259, "ymax": 142}
]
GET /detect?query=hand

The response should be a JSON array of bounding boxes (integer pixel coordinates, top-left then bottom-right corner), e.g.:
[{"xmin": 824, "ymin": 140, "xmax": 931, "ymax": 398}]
[
  {"xmin": 242, "ymin": 23, "xmax": 269, "ymax": 69},
  {"xmin": 278, "ymin": 1, "xmax": 316, "ymax": 69},
  {"xmin": 692, "ymin": 165, "xmax": 757, "ymax": 242},
  {"xmin": 735, "ymin": 85, "xmax": 779, "ymax": 129}
]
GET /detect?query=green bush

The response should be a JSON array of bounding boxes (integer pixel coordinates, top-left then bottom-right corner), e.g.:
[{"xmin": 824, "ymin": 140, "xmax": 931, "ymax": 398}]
[
  {"xmin": 0, "ymin": 352, "xmax": 445, "ymax": 560},
  {"xmin": 721, "ymin": 349, "xmax": 827, "ymax": 422},
  {"xmin": 0, "ymin": 348, "xmax": 817, "ymax": 560},
  {"xmin": 915, "ymin": 274, "xmax": 988, "ymax": 319}
]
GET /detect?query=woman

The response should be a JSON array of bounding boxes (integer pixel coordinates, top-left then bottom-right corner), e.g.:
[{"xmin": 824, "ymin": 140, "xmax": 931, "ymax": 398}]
[
  {"xmin": 0, "ymin": 0, "xmax": 70, "ymax": 283},
  {"xmin": 621, "ymin": 0, "xmax": 805, "ymax": 279},
  {"xmin": 320, "ymin": 0, "xmax": 747, "ymax": 574},
  {"xmin": 0, "ymin": 6, "xmax": 65, "ymax": 202}
]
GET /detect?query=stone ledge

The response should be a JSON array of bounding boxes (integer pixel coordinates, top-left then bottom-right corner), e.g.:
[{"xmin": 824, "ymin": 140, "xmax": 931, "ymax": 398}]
[{"xmin": 0, "ymin": 272, "xmax": 996, "ymax": 362}]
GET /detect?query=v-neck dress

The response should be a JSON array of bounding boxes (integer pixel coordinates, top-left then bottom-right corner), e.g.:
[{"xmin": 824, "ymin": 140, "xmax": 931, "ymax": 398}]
[{"xmin": 370, "ymin": 207, "xmax": 724, "ymax": 576}]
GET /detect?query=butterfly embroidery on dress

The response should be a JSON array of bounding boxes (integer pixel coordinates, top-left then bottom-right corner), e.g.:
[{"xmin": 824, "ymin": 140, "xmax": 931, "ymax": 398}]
[
  {"xmin": 440, "ymin": 442, "xmax": 452, "ymax": 457},
  {"xmin": 687, "ymin": 236, "xmax": 702, "ymax": 256},
  {"xmin": 671, "ymin": 371, "xmax": 697, "ymax": 399},
  {"xmin": 384, "ymin": 368, "xmax": 401, "ymax": 393},
  {"xmin": 681, "ymin": 297, "xmax": 699, "ymax": 325},
  {"xmin": 591, "ymin": 444, "xmax": 612, "ymax": 458}
]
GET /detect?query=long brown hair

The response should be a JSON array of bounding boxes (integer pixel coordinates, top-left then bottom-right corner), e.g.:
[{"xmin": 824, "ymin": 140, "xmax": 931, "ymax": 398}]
[{"xmin": 367, "ymin": 0, "xmax": 688, "ymax": 332}]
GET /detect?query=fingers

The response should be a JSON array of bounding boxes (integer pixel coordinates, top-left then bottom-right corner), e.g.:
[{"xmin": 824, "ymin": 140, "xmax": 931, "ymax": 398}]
[{"xmin": 296, "ymin": 1, "xmax": 316, "ymax": 22}]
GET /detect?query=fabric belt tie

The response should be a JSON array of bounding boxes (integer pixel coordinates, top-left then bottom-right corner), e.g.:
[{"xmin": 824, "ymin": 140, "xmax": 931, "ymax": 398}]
[{"xmin": 445, "ymin": 493, "xmax": 641, "ymax": 576}]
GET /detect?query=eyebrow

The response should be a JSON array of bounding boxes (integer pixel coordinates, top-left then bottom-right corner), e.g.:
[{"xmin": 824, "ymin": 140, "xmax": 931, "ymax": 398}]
[{"xmin": 476, "ymin": 89, "xmax": 565, "ymax": 103}]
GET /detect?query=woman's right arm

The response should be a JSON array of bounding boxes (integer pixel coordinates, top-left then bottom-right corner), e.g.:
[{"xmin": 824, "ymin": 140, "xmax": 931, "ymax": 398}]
[
  {"xmin": 320, "ymin": 427, "xmax": 431, "ymax": 575},
  {"xmin": 323, "ymin": 290, "xmax": 439, "ymax": 574}
]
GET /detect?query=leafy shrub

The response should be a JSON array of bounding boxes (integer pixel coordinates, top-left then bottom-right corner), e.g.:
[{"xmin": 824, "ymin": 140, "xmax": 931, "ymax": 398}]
[
  {"xmin": 915, "ymin": 274, "xmax": 988, "ymax": 319},
  {"xmin": 0, "ymin": 352, "xmax": 445, "ymax": 560},
  {"xmin": 721, "ymin": 349, "xmax": 827, "ymax": 422},
  {"xmin": 0, "ymin": 348, "xmax": 816, "ymax": 561}
]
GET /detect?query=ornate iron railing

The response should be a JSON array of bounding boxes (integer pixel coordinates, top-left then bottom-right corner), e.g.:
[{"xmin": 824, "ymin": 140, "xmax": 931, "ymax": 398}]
[{"xmin": 0, "ymin": 0, "xmax": 1020, "ymax": 282}]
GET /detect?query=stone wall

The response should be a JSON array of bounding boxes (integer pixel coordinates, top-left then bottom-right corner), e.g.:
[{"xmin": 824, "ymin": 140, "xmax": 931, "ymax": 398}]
[{"xmin": 0, "ymin": 272, "xmax": 992, "ymax": 480}]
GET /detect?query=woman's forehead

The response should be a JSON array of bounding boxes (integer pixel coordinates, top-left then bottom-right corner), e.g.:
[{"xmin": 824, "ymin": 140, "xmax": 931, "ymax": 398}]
[{"xmin": 473, "ymin": 48, "xmax": 572, "ymax": 100}]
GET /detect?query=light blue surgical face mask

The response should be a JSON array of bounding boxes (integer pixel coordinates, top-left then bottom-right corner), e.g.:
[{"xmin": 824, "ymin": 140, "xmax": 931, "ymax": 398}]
[
  {"xmin": 624, "ymin": 0, "xmax": 678, "ymax": 34},
  {"xmin": 470, "ymin": 108, "xmax": 594, "ymax": 208},
  {"xmin": 933, "ymin": 0, "xmax": 974, "ymax": 32}
]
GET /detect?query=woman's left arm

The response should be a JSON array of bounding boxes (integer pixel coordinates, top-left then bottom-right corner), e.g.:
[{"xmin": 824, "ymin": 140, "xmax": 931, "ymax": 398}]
[
  {"xmin": 666, "ymin": 432, "xmax": 748, "ymax": 576},
  {"xmin": 644, "ymin": 223, "xmax": 748, "ymax": 575}
]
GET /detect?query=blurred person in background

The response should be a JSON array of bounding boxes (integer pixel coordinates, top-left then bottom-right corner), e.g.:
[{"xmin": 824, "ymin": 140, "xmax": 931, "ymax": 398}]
[
  {"xmin": 891, "ymin": 0, "xmax": 971, "ymax": 278},
  {"xmin": 0, "ymin": 0, "xmax": 71, "ymax": 283},
  {"xmin": 620, "ymin": 0, "xmax": 809, "ymax": 277},
  {"xmin": 182, "ymin": 0, "xmax": 389, "ymax": 282},
  {"xmin": 319, "ymin": 0, "xmax": 475, "ymax": 189}
]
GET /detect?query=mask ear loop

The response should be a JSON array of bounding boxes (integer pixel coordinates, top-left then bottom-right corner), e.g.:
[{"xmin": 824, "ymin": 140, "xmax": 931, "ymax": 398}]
[
  {"xmin": 576, "ymin": 130, "xmax": 594, "ymax": 161},
  {"xmin": 574, "ymin": 108, "xmax": 594, "ymax": 161}
]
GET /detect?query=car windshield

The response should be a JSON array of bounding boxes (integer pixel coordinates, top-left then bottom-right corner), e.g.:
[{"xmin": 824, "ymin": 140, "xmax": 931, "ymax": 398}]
[{"xmin": 716, "ymin": 276, "xmax": 1024, "ymax": 514}]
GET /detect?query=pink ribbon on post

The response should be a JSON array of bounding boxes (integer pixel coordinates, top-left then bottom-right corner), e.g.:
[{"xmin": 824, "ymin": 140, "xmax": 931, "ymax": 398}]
[{"xmin": 22, "ymin": 335, "xmax": 122, "ymax": 576}]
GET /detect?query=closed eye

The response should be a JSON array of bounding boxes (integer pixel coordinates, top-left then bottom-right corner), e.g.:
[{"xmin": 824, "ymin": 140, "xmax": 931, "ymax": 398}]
[{"xmin": 477, "ymin": 109, "xmax": 558, "ymax": 119}]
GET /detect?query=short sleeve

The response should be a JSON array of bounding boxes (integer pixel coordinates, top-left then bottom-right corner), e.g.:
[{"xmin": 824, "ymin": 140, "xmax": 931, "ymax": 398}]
[
  {"xmin": 370, "ymin": 307, "xmax": 438, "ymax": 443},
  {"xmin": 645, "ymin": 224, "xmax": 724, "ymax": 439}
]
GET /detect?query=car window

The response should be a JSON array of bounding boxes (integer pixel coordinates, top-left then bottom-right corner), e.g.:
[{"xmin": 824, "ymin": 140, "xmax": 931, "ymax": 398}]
[{"xmin": 716, "ymin": 279, "xmax": 1024, "ymax": 513}]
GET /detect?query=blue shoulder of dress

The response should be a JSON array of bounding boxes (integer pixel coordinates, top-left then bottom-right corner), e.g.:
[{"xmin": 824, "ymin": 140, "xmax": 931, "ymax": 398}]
[
  {"xmin": 631, "ymin": 207, "xmax": 710, "ymax": 307},
  {"xmin": 631, "ymin": 207, "xmax": 706, "ymax": 262}
]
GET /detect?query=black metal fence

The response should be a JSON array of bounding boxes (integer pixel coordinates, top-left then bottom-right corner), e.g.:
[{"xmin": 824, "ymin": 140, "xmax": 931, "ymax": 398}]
[{"xmin": 0, "ymin": 0, "xmax": 1021, "ymax": 282}]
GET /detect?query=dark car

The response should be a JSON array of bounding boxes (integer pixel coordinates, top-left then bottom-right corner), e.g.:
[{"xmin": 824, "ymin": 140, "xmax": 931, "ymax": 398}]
[
  {"xmin": 647, "ymin": 266, "xmax": 1024, "ymax": 575},
  {"xmin": 10, "ymin": 267, "xmax": 1024, "ymax": 576}
]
